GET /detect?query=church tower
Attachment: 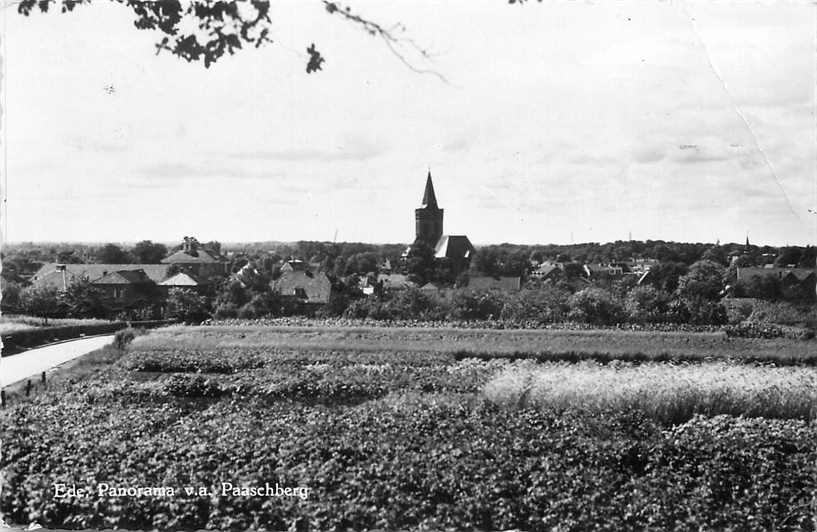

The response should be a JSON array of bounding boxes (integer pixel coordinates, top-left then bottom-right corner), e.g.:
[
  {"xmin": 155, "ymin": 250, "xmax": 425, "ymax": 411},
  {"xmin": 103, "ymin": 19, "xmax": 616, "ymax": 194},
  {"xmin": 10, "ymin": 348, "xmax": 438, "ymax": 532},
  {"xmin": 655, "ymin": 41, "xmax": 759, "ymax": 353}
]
[{"xmin": 415, "ymin": 171, "xmax": 444, "ymax": 247}]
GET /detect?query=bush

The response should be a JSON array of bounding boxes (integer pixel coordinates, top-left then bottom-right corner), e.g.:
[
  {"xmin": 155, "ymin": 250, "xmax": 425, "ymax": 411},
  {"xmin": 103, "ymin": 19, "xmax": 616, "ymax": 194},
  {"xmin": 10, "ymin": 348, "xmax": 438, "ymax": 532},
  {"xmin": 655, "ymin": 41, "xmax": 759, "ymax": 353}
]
[
  {"xmin": 386, "ymin": 288, "xmax": 447, "ymax": 320},
  {"xmin": 624, "ymin": 286, "xmax": 671, "ymax": 323},
  {"xmin": 165, "ymin": 288, "xmax": 211, "ymax": 324},
  {"xmin": 748, "ymin": 300, "xmax": 817, "ymax": 327},
  {"xmin": 500, "ymin": 287, "xmax": 570, "ymax": 324},
  {"xmin": 684, "ymin": 298, "xmax": 728, "ymax": 325},
  {"xmin": 113, "ymin": 328, "xmax": 136, "ymax": 350},
  {"xmin": 568, "ymin": 287, "xmax": 624, "ymax": 325},
  {"xmin": 447, "ymin": 289, "xmax": 504, "ymax": 321},
  {"xmin": 2, "ymin": 322, "xmax": 129, "ymax": 355},
  {"xmin": 213, "ymin": 302, "xmax": 239, "ymax": 320}
]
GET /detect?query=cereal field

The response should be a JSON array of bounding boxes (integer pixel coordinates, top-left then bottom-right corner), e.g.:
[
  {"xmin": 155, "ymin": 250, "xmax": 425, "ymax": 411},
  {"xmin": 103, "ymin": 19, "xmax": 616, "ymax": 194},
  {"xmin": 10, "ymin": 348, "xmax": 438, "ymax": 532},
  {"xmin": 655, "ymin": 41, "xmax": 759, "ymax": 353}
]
[{"xmin": 1, "ymin": 325, "xmax": 815, "ymax": 531}]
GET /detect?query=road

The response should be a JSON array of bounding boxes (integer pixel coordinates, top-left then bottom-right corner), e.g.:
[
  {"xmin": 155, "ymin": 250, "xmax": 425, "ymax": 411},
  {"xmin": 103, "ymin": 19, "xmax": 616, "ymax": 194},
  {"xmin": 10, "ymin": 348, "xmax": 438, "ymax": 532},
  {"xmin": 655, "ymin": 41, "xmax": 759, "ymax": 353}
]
[{"xmin": 0, "ymin": 335, "xmax": 115, "ymax": 387}]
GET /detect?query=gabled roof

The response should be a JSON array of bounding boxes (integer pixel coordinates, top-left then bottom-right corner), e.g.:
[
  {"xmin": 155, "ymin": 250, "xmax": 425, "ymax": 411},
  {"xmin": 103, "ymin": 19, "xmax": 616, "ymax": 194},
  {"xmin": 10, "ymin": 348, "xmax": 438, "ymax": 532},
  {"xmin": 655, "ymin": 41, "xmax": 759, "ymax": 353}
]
[
  {"xmin": 161, "ymin": 248, "xmax": 223, "ymax": 264},
  {"xmin": 159, "ymin": 272, "xmax": 201, "ymax": 287},
  {"xmin": 281, "ymin": 260, "xmax": 308, "ymax": 272},
  {"xmin": 434, "ymin": 235, "xmax": 474, "ymax": 260},
  {"xmin": 271, "ymin": 270, "xmax": 332, "ymax": 304},
  {"xmin": 32, "ymin": 263, "xmax": 172, "ymax": 289},
  {"xmin": 420, "ymin": 282, "xmax": 441, "ymax": 291},
  {"xmin": 92, "ymin": 269, "xmax": 153, "ymax": 285},
  {"xmin": 468, "ymin": 276, "xmax": 522, "ymax": 291},
  {"xmin": 533, "ymin": 263, "xmax": 559, "ymax": 277}
]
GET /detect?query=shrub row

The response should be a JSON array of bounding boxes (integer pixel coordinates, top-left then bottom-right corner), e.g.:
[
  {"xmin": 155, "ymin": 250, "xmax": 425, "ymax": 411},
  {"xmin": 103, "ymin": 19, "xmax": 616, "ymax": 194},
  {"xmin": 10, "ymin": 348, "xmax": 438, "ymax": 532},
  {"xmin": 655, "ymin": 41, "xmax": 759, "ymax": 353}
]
[
  {"xmin": 0, "ymin": 322, "xmax": 129, "ymax": 356},
  {"xmin": 1, "ymin": 319, "xmax": 178, "ymax": 356},
  {"xmin": 209, "ymin": 316, "xmax": 815, "ymax": 340}
]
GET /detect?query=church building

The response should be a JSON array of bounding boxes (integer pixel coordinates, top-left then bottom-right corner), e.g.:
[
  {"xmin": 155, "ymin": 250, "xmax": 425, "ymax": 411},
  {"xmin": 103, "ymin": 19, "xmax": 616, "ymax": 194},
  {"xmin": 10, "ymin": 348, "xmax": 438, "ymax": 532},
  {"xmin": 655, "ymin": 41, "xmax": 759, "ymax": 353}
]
[{"xmin": 407, "ymin": 172, "xmax": 475, "ymax": 275}]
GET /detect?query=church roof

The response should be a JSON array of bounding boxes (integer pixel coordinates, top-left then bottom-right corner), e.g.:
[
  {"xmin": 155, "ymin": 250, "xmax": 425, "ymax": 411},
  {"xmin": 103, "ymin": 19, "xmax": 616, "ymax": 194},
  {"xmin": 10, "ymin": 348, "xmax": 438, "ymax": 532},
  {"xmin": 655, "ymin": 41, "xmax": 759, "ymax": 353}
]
[
  {"xmin": 434, "ymin": 235, "xmax": 474, "ymax": 260},
  {"xmin": 421, "ymin": 171, "xmax": 439, "ymax": 209}
]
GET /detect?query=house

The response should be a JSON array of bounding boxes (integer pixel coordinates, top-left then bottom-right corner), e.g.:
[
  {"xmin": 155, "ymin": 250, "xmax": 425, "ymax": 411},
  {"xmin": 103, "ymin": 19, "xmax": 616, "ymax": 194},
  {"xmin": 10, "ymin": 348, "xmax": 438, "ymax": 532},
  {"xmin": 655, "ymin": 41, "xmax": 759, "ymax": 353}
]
[
  {"xmin": 31, "ymin": 263, "xmax": 172, "ymax": 291},
  {"xmin": 529, "ymin": 261, "xmax": 561, "ymax": 281},
  {"xmin": 161, "ymin": 237, "xmax": 229, "ymax": 281},
  {"xmin": 271, "ymin": 269, "xmax": 333, "ymax": 306},
  {"xmin": 92, "ymin": 269, "xmax": 159, "ymax": 304},
  {"xmin": 468, "ymin": 276, "xmax": 522, "ymax": 292}
]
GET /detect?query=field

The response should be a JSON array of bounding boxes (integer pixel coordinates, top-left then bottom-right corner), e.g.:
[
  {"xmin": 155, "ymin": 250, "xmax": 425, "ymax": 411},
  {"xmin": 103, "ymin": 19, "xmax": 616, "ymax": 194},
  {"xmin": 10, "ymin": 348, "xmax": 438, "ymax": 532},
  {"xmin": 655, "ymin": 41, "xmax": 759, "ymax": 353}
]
[{"xmin": 1, "ymin": 325, "xmax": 816, "ymax": 531}]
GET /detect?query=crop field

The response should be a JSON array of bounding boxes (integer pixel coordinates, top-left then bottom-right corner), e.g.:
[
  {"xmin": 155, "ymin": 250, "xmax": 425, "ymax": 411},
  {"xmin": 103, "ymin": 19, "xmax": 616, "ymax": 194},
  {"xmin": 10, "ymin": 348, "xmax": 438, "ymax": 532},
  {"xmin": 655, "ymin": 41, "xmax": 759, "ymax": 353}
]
[{"xmin": 1, "ymin": 325, "xmax": 816, "ymax": 531}]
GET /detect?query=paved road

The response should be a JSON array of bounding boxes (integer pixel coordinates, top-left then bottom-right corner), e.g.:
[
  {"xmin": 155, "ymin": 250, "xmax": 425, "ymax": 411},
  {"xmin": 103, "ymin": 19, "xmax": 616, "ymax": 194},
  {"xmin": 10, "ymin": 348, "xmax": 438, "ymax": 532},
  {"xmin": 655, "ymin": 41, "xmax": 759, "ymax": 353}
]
[{"xmin": 0, "ymin": 335, "xmax": 115, "ymax": 387}]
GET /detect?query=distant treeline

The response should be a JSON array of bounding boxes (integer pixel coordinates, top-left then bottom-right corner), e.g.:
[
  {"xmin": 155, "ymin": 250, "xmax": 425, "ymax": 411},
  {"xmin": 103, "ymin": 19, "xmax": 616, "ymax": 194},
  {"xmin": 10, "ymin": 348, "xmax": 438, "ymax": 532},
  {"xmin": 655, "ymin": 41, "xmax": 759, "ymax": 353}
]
[{"xmin": 3, "ymin": 238, "xmax": 815, "ymax": 283}]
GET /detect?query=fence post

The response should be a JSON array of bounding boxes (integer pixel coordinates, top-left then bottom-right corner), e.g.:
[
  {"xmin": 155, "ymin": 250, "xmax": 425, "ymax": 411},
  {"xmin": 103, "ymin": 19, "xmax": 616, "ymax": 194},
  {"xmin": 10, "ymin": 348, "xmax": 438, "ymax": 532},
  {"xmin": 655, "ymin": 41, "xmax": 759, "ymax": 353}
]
[
  {"xmin": 25, "ymin": 380, "xmax": 32, "ymax": 397},
  {"xmin": 41, "ymin": 371, "xmax": 47, "ymax": 387},
  {"xmin": 1, "ymin": 389, "xmax": 5, "ymax": 408}
]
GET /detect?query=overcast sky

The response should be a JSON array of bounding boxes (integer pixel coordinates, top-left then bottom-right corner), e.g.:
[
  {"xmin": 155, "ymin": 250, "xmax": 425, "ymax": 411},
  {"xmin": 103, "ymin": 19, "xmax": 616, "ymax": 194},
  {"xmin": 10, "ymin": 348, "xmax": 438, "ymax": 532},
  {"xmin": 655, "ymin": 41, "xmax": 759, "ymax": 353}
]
[{"xmin": 4, "ymin": 0, "xmax": 816, "ymax": 246}]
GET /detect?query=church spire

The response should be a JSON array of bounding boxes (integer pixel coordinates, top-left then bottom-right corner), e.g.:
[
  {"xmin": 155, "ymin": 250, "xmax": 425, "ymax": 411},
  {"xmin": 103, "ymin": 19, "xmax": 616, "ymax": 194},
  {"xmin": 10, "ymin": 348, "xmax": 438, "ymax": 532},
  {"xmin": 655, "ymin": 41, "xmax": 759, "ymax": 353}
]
[{"xmin": 421, "ymin": 171, "xmax": 438, "ymax": 209}]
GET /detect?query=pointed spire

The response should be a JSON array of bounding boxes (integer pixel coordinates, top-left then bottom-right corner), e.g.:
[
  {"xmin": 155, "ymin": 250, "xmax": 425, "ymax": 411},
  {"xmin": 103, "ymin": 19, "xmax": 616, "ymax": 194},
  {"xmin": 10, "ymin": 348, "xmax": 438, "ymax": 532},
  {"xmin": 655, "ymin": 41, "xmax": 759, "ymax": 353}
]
[{"xmin": 421, "ymin": 170, "xmax": 438, "ymax": 209}]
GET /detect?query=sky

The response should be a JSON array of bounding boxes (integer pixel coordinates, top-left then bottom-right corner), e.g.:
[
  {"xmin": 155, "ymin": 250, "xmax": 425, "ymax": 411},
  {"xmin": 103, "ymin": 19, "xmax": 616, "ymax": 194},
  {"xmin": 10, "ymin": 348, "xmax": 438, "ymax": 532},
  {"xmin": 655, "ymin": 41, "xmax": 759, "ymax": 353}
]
[{"xmin": 3, "ymin": 0, "xmax": 816, "ymax": 246}]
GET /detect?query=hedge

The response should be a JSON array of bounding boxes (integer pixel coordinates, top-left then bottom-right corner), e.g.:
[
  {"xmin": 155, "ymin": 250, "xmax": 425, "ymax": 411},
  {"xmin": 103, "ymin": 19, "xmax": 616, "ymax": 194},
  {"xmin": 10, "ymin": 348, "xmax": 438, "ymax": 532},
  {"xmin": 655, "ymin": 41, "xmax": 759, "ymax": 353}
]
[{"xmin": 1, "ymin": 320, "xmax": 177, "ymax": 357}]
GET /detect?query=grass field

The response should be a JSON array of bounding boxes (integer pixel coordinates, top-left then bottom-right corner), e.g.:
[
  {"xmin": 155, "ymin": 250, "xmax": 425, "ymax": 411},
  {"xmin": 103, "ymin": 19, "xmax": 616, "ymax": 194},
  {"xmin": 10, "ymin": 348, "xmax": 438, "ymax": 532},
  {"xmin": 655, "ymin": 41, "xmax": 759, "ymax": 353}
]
[{"xmin": 1, "ymin": 325, "xmax": 815, "ymax": 531}]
